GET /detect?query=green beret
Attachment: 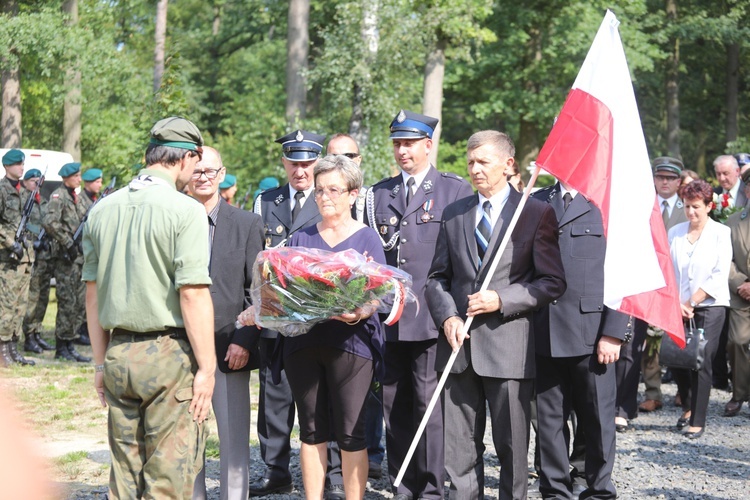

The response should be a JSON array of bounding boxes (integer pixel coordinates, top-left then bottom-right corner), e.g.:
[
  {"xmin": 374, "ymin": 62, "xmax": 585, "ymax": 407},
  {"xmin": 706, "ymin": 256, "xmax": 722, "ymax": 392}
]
[
  {"xmin": 259, "ymin": 176, "xmax": 280, "ymax": 191},
  {"xmin": 219, "ymin": 174, "xmax": 237, "ymax": 190},
  {"xmin": 652, "ymin": 156, "xmax": 683, "ymax": 176},
  {"xmin": 149, "ymin": 116, "xmax": 204, "ymax": 151},
  {"xmin": 23, "ymin": 169, "xmax": 42, "ymax": 180},
  {"xmin": 59, "ymin": 162, "xmax": 81, "ymax": 177},
  {"xmin": 82, "ymin": 168, "xmax": 103, "ymax": 182},
  {"xmin": 2, "ymin": 149, "xmax": 25, "ymax": 166}
]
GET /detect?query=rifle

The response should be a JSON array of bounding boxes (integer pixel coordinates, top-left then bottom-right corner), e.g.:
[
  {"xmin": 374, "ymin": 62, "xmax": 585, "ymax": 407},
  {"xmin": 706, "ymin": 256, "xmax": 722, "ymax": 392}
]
[
  {"xmin": 239, "ymin": 183, "xmax": 254, "ymax": 210},
  {"xmin": 12, "ymin": 167, "xmax": 47, "ymax": 259},
  {"xmin": 72, "ymin": 176, "xmax": 117, "ymax": 252}
]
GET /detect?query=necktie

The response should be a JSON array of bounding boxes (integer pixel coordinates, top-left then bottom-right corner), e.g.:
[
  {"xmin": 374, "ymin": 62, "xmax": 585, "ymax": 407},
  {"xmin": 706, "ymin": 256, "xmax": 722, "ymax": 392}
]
[
  {"xmin": 662, "ymin": 200, "xmax": 669, "ymax": 227},
  {"xmin": 475, "ymin": 200, "xmax": 492, "ymax": 263},
  {"xmin": 292, "ymin": 191, "xmax": 304, "ymax": 222},
  {"xmin": 563, "ymin": 192, "xmax": 572, "ymax": 211},
  {"xmin": 406, "ymin": 177, "xmax": 415, "ymax": 205}
]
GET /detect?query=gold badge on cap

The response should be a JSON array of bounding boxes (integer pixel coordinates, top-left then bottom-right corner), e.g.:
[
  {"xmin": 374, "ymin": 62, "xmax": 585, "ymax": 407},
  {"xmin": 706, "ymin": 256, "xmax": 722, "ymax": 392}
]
[
  {"xmin": 276, "ymin": 225, "xmax": 283, "ymax": 234},
  {"xmin": 295, "ymin": 130, "xmax": 304, "ymax": 142},
  {"xmin": 389, "ymin": 216, "xmax": 398, "ymax": 225},
  {"xmin": 397, "ymin": 110, "xmax": 406, "ymax": 123}
]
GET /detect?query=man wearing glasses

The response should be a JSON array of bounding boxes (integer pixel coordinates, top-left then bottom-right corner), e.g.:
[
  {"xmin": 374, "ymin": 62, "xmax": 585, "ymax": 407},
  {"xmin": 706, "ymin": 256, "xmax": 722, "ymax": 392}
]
[
  {"xmin": 366, "ymin": 110, "xmax": 473, "ymax": 500},
  {"xmin": 190, "ymin": 147, "xmax": 265, "ymax": 500},
  {"xmin": 249, "ymin": 129, "xmax": 325, "ymax": 496},
  {"xmin": 636, "ymin": 157, "xmax": 688, "ymax": 414},
  {"xmin": 83, "ymin": 117, "xmax": 215, "ymax": 498}
]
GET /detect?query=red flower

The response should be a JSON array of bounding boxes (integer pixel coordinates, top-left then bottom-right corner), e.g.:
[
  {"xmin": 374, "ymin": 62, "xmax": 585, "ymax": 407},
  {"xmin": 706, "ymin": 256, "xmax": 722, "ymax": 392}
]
[{"xmin": 722, "ymin": 193, "xmax": 730, "ymax": 209}]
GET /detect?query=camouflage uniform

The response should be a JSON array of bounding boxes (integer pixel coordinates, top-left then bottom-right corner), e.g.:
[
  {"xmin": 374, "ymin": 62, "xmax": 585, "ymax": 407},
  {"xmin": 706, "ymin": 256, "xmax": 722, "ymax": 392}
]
[
  {"xmin": 0, "ymin": 177, "xmax": 33, "ymax": 344},
  {"xmin": 22, "ymin": 188, "xmax": 53, "ymax": 339},
  {"xmin": 42, "ymin": 185, "xmax": 86, "ymax": 342}
]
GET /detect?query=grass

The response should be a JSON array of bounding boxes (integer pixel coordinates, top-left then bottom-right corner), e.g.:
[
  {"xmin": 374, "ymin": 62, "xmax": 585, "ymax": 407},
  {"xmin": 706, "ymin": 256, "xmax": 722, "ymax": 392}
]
[{"xmin": 54, "ymin": 451, "xmax": 89, "ymax": 479}]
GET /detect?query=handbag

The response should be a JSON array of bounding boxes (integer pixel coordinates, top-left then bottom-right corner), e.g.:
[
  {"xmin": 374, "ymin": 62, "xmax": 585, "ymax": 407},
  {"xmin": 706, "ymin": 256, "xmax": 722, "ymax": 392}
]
[{"xmin": 658, "ymin": 317, "xmax": 706, "ymax": 371}]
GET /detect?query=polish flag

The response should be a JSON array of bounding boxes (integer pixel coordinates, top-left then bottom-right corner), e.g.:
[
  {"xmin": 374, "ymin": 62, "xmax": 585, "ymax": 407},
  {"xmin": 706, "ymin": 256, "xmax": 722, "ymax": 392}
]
[{"xmin": 535, "ymin": 10, "xmax": 685, "ymax": 346}]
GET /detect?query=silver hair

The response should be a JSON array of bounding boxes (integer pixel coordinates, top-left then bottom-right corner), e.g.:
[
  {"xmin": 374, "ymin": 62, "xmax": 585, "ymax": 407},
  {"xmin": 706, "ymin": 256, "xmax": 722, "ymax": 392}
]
[{"xmin": 314, "ymin": 154, "xmax": 363, "ymax": 191}]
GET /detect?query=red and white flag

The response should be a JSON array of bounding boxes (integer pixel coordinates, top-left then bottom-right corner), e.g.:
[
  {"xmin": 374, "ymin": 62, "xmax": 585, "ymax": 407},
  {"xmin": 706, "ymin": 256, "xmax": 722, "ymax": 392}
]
[{"xmin": 535, "ymin": 10, "xmax": 685, "ymax": 346}]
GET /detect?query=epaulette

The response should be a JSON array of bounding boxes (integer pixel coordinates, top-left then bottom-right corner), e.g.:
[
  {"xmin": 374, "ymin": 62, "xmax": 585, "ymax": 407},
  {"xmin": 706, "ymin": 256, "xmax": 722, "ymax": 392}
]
[
  {"xmin": 371, "ymin": 174, "xmax": 400, "ymax": 187},
  {"xmin": 440, "ymin": 172, "xmax": 465, "ymax": 181}
]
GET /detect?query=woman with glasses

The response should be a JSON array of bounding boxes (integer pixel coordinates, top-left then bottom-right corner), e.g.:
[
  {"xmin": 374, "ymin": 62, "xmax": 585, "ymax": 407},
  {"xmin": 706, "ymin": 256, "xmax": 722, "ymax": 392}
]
[{"xmin": 239, "ymin": 154, "xmax": 384, "ymax": 499}]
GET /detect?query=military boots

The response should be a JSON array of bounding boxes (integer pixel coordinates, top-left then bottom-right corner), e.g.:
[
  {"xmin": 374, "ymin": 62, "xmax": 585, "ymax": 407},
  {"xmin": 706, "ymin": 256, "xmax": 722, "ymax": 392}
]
[
  {"xmin": 34, "ymin": 333, "xmax": 54, "ymax": 351},
  {"xmin": 24, "ymin": 334, "xmax": 43, "ymax": 354},
  {"xmin": 55, "ymin": 340, "xmax": 91, "ymax": 363},
  {"xmin": 0, "ymin": 341, "xmax": 13, "ymax": 367},
  {"xmin": 8, "ymin": 342, "xmax": 35, "ymax": 366}
]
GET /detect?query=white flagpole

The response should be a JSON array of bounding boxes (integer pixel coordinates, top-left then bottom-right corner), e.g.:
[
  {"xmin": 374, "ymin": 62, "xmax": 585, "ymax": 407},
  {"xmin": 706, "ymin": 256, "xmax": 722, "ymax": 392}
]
[{"xmin": 394, "ymin": 164, "xmax": 543, "ymax": 487}]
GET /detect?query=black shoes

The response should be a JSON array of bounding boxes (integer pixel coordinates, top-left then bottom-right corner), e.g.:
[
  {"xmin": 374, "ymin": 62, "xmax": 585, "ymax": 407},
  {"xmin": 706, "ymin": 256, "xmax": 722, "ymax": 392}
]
[
  {"xmin": 8, "ymin": 341, "xmax": 35, "ymax": 366},
  {"xmin": 24, "ymin": 335, "xmax": 43, "ymax": 354},
  {"xmin": 74, "ymin": 324, "xmax": 91, "ymax": 345},
  {"xmin": 34, "ymin": 333, "xmax": 55, "ymax": 351},
  {"xmin": 248, "ymin": 477, "xmax": 293, "ymax": 497},
  {"xmin": 325, "ymin": 483, "xmax": 345, "ymax": 500},
  {"xmin": 683, "ymin": 427, "xmax": 704, "ymax": 439},
  {"xmin": 368, "ymin": 461, "xmax": 383, "ymax": 479},
  {"xmin": 55, "ymin": 340, "xmax": 91, "ymax": 363}
]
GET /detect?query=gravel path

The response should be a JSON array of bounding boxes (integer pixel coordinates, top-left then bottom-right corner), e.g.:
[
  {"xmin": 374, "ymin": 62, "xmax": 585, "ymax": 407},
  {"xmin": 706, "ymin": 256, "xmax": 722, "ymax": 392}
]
[{"xmin": 65, "ymin": 380, "xmax": 750, "ymax": 499}]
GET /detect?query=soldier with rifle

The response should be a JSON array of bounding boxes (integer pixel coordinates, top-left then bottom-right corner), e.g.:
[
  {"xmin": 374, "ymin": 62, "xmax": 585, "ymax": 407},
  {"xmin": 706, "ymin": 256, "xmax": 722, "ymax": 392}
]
[
  {"xmin": 0, "ymin": 149, "xmax": 37, "ymax": 366},
  {"xmin": 20, "ymin": 168, "xmax": 56, "ymax": 354},
  {"xmin": 42, "ymin": 162, "xmax": 91, "ymax": 362}
]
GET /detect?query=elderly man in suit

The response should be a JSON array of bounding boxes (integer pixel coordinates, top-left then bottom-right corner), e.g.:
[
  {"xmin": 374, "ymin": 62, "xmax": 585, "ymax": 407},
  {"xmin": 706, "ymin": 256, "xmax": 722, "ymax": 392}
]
[
  {"xmin": 366, "ymin": 110, "xmax": 473, "ymax": 500},
  {"xmin": 425, "ymin": 130, "xmax": 566, "ymax": 500},
  {"xmin": 532, "ymin": 181, "xmax": 630, "ymax": 499},
  {"xmin": 190, "ymin": 147, "xmax": 264, "ymax": 500},
  {"xmin": 637, "ymin": 157, "xmax": 689, "ymax": 413},
  {"xmin": 249, "ymin": 129, "xmax": 325, "ymax": 496},
  {"xmin": 724, "ymin": 169, "xmax": 750, "ymax": 417}
]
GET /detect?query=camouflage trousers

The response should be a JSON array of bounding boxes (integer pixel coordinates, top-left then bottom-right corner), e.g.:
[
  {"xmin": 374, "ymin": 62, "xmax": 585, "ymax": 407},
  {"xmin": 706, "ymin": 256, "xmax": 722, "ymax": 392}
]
[
  {"xmin": 0, "ymin": 260, "xmax": 31, "ymax": 342},
  {"xmin": 22, "ymin": 257, "xmax": 53, "ymax": 337},
  {"xmin": 104, "ymin": 333, "xmax": 207, "ymax": 499},
  {"xmin": 51, "ymin": 257, "xmax": 83, "ymax": 341}
]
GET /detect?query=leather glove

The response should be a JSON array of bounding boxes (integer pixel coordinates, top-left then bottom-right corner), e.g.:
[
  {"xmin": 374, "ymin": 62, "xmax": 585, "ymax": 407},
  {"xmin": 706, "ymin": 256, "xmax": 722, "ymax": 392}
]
[
  {"xmin": 10, "ymin": 241, "xmax": 24, "ymax": 260},
  {"xmin": 65, "ymin": 244, "xmax": 79, "ymax": 262}
]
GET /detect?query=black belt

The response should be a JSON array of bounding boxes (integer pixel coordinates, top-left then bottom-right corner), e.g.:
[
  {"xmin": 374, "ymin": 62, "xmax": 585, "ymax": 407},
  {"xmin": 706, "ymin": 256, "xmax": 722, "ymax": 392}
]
[{"xmin": 111, "ymin": 327, "xmax": 188, "ymax": 341}]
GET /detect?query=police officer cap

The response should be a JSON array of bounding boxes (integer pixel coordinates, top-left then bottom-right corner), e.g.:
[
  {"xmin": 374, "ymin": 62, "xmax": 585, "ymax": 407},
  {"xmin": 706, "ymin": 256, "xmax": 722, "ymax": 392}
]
[
  {"xmin": 389, "ymin": 109, "xmax": 439, "ymax": 140},
  {"xmin": 23, "ymin": 168, "xmax": 42, "ymax": 180},
  {"xmin": 219, "ymin": 173, "xmax": 237, "ymax": 190},
  {"xmin": 59, "ymin": 162, "xmax": 81, "ymax": 177},
  {"xmin": 149, "ymin": 116, "xmax": 204, "ymax": 151},
  {"xmin": 734, "ymin": 153, "xmax": 750, "ymax": 167},
  {"xmin": 275, "ymin": 130, "xmax": 325, "ymax": 161},
  {"xmin": 2, "ymin": 149, "xmax": 24, "ymax": 166},
  {"xmin": 82, "ymin": 168, "xmax": 103, "ymax": 182},
  {"xmin": 652, "ymin": 156, "xmax": 683, "ymax": 176}
]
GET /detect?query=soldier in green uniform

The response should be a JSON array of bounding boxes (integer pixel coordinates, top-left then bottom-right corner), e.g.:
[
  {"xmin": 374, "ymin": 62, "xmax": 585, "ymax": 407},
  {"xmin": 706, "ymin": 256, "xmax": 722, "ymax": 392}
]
[
  {"xmin": 42, "ymin": 162, "xmax": 90, "ymax": 362},
  {"xmin": 20, "ymin": 169, "xmax": 54, "ymax": 354},
  {"xmin": 0, "ymin": 149, "xmax": 35, "ymax": 367},
  {"xmin": 83, "ymin": 117, "xmax": 216, "ymax": 499}
]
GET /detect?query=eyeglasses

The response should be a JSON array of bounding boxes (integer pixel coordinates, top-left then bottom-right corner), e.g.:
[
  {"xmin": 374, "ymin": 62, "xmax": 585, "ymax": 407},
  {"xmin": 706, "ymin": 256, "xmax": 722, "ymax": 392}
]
[
  {"xmin": 314, "ymin": 186, "xmax": 350, "ymax": 199},
  {"xmin": 341, "ymin": 153, "xmax": 361, "ymax": 159},
  {"xmin": 191, "ymin": 168, "xmax": 222, "ymax": 180}
]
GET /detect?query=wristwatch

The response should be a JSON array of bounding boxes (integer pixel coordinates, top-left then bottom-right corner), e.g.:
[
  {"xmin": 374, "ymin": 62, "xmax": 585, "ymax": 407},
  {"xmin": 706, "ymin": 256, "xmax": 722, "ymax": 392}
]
[
  {"xmin": 690, "ymin": 299, "xmax": 698, "ymax": 308},
  {"xmin": 95, "ymin": 364, "xmax": 105, "ymax": 373}
]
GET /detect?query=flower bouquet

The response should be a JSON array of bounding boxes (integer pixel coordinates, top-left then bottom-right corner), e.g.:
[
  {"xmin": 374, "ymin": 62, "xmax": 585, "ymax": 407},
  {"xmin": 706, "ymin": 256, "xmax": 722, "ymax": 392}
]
[
  {"xmin": 711, "ymin": 192, "xmax": 742, "ymax": 223},
  {"xmin": 250, "ymin": 247, "xmax": 416, "ymax": 337}
]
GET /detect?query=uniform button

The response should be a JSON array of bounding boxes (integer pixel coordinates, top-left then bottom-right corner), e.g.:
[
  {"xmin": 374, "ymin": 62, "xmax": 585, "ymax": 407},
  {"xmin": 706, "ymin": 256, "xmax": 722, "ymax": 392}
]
[
  {"xmin": 559, "ymin": 230, "xmax": 563, "ymax": 234},
  {"xmin": 585, "ymin": 228, "xmax": 590, "ymax": 233},
  {"xmin": 552, "ymin": 300, "xmax": 558, "ymax": 305},
  {"xmin": 400, "ymin": 259, "xmax": 406, "ymax": 264},
  {"xmin": 402, "ymin": 221, "xmax": 408, "ymax": 226},
  {"xmin": 401, "ymin": 238, "xmax": 407, "ymax": 244}
]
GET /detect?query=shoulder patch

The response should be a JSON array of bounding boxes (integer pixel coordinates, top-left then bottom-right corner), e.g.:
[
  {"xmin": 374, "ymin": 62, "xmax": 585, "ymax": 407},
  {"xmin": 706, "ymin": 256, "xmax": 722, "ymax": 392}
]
[{"xmin": 51, "ymin": 194, "xmax": 59, "ymax": 199}]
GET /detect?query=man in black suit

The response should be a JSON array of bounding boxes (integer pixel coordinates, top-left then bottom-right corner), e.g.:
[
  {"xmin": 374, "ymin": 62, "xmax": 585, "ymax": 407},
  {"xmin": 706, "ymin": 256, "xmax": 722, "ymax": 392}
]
[
  {"xmin": 366, "ymin": 110, "xmax": 473, "ymax": 499},
  {"xmin": 425, "ymin": 130, "xmax": 566, "ymax": 499},
  {"xmin": 249, "ymin": 130, "xmax": 325, "ymax": 496},
  {"xmin": 190, "ymin": 147, "xmax": 265, "ymax": 500},
  {"xmin": 531, "ymin": 181, "xmax": 629, "ymax": 499}
]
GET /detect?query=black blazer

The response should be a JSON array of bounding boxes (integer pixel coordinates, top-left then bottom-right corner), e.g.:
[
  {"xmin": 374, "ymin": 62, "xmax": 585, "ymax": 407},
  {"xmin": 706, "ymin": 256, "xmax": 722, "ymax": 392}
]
[{"xmin": 210, "ymin": 199, "xmax": 265, "ymax": 373}]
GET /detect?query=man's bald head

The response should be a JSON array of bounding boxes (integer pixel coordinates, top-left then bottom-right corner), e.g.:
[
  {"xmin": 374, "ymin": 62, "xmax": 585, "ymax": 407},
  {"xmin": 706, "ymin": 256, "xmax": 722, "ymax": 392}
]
[
  {"xmin": 327, "ymin": 134, "xmax": 361, "ymax": 166},
  {"xmin": 198, "ymin": 146, "xmax": 223, "ymax": 170}
]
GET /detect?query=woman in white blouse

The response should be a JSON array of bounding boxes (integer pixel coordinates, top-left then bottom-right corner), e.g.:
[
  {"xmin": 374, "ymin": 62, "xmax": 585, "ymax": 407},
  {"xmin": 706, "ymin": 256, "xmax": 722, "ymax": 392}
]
[{"xmin": 668, "ymin": 179, "xmax": 731, "ymax": 439}]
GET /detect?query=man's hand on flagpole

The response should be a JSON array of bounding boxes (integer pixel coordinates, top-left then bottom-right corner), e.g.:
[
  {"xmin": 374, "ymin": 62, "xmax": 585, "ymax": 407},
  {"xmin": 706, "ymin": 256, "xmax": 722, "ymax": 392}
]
[
  {"xmin": 466, "ymin": 290, "xmax": 501, "ymax": 317},
  {"xmin": 597, "ymin": 335, "xmax": 622, "ymax": 365},
  {"xmin": 442, "ymin": 316, "xmax": 468, "ymax": 353}
]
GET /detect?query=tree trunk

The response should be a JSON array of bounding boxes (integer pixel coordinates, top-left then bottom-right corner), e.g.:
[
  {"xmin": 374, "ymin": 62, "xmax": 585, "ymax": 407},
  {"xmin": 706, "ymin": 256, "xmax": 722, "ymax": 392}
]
[
  {"xmin": 349, "ymin": 0, "xmax": 379, "ymax": 148},
  {"xmin": 153, "ymin": 0, "xmax": 168, "ymax": 94},
  {"xmin": 725, "ymin": 42, "xmax": 739, "ymax": 143},
  {"xmin": 62, "ymin": 0, "xmax": 81, "ymax": 161},
  {"xmin": 423, "ymin": 37, "xmax": 446, "ymax": 167},
  {"xmin": 212, "ymin": 1, "xmax": 222, "ymax": 36},
  {"xmin": 286, "ymin": 0, "xmax": 310, "ymax": 126},
  {"xmin": 665, "ymin": 0, "xmax": 680, "ymax": 158},
  {"xmin": 1, "ymin": 0, "xmax": 21, "ymax": 148}
]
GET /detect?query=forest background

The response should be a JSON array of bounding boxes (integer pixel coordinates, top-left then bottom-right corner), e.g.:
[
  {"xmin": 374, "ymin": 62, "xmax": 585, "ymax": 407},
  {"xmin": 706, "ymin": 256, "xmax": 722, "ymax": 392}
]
[{"xmin": 1, "ymin": 0, "xmax": 749, "ymax": 192}]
